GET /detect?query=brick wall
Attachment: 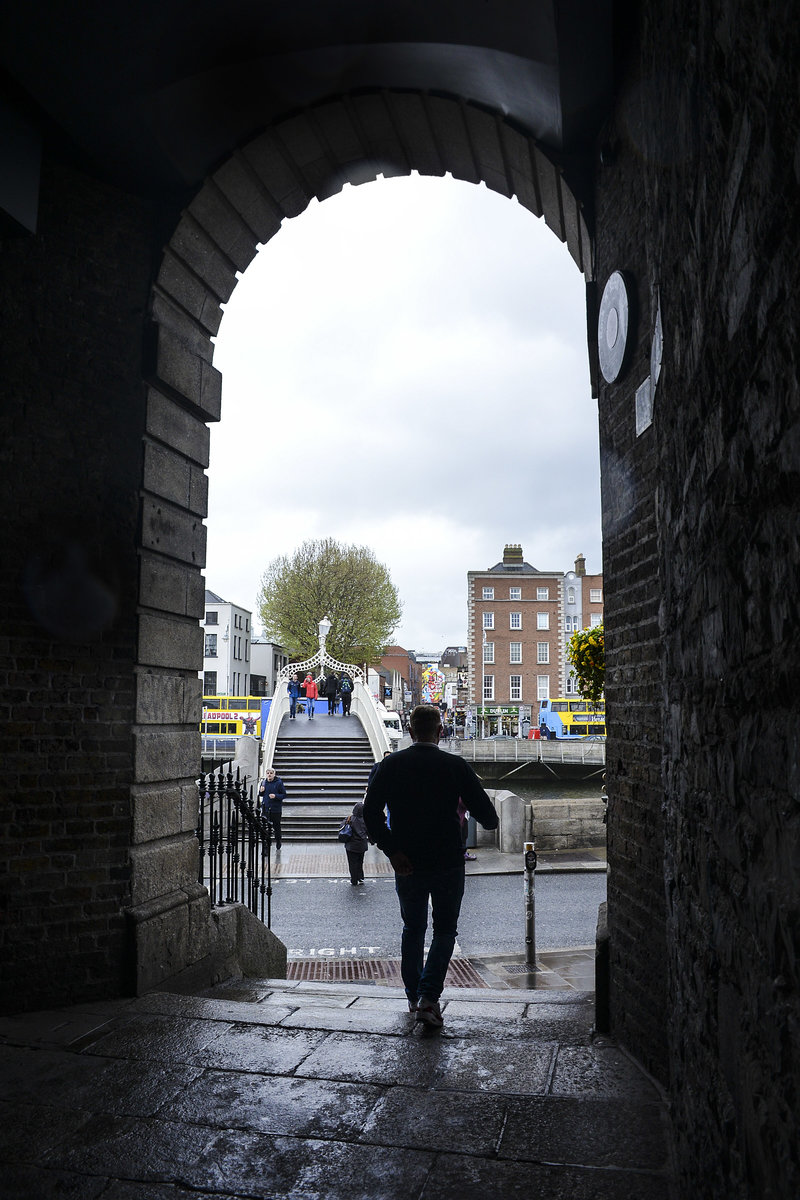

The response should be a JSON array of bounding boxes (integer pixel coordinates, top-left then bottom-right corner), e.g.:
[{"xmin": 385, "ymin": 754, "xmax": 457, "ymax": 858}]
[
  {"xmin": 0, "ymin": 160, "xmax": 153, "ymax": 1011},
  {"xmin": 597, "ymin": 2, "xmax": 800, "ymax": 1193}
]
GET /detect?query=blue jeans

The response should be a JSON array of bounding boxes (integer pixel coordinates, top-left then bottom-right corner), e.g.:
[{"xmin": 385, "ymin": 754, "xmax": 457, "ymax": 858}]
[{"xmin": 395, "ymin": 864, "xmax": 465, "ymax": 1004}]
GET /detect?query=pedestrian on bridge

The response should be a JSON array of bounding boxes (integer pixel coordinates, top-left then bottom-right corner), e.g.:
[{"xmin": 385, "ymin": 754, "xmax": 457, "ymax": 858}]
[
  {"xmin": 303, "ymin": 673, "xmax": 318, "ymax": 719},
  {"xmin": 258, "ymin": 768, "xmax": 286, "ymax": 850},
  {"xmin": 339, "ymin": 673, "xmax": 353, "ymax": 716},
  {"xmin": 287, "ymin": 673, "xmax": 301, "ymax": 720},
  {"xmin": 323, "ymin": 672, "xmax": 339, "ymax": 715},
  {"xmin": 364, "ymin": 703, "xmax": 498, "ymax": 1029}
]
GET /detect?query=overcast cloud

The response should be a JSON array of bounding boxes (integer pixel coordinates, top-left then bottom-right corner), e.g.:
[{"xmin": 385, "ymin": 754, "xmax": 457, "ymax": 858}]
[{"xmin": 207, "ymin": 173, "xmax": 601, "ymax": 652}]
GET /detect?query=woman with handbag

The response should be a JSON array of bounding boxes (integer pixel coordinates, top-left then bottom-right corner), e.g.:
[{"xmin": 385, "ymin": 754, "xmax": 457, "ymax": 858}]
[{"xmin": 342, "ymin": 800, "xmax": 370, "ymax": 885}]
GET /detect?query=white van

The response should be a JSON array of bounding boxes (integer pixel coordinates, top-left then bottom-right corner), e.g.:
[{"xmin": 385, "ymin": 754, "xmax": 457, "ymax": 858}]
[{"xmin": 377, "ymin": 703, "xmax": 403, "ymax": 744}]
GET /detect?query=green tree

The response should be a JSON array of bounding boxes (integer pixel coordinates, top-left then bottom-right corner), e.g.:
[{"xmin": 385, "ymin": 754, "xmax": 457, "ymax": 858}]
[
  {"xmin": 567, "ymin": 623, "xmax": 605, "ymax": 707},
  {"xmin": 257, "ymin": 538, "xmax": 402, "ymax": 663}
]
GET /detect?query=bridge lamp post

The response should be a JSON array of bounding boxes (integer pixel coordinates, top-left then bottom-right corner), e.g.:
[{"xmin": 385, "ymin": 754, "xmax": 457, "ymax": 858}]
[{"xmin": 318, "ymin": 616, "xmax": 332, "ymax": 668}]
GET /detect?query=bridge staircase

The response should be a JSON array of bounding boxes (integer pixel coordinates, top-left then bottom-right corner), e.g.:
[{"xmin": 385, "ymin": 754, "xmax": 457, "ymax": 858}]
[{"xmin": 273, "ymin": 730, "xmax": 374, "ymax": 841}]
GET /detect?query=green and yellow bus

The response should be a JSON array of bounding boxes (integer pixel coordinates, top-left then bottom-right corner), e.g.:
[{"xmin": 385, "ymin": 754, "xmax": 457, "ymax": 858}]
[{"xmin": 538, "ymin": 696, "xmax": 605, "ymax": 738}]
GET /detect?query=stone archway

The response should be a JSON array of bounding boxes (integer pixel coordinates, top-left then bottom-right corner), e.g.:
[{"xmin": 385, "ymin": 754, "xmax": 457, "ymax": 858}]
[{"xmin": 130, "ymin": 90, "xmax": 594, "ymax": 991}]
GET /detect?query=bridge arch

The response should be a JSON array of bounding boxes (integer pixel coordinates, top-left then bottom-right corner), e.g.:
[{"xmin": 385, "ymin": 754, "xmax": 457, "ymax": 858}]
[{"xmin": 131, "ymin": 90, "xmax": 594, "ymax": 992}]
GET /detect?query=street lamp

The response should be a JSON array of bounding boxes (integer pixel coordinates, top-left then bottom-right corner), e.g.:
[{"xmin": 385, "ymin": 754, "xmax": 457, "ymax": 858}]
[{"xmin": 318, "ymin": 616, "xmax": 332, "ymax": 667}]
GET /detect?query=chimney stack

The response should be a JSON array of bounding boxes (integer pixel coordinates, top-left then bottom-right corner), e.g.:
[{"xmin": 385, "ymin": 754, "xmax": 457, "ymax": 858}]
[
  {"xmin": 575, "ymin": 553, "xmax": 586, "ymax": 576},
  {"xmin": 503, "ymin": 544, "xmax": 523, "ymax": 565}
]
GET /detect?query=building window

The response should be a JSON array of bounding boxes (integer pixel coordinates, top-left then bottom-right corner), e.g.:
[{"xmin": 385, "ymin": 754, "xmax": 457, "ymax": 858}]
[
  {"xmin": 590, "ymin": 613, "xmax": 602, "ymax": 627},
  {"xmin": 483, "ymin": 642, "xmax": 495, "ymax": 664},
  {"xmin": 537, "ymin": 675, "xmax": 550, "ymax": 700},
  {"xmin": 590, "ymin": 588, "xmax": 602, "ymax": 603},
  {"xmin": 537, "ymin": 642, "xmax": 549, "ymax": 663},
  {"xmin": 483, "ymin": 612, "xmax": 495, "ymax": 630},
  {"xmin": 509, "ymin": 586, "xmax": 521, "ymax": 600},
  {"xmin": 204, "ymin": 671, "xmax": 217, "ymax": 695},
  {"xmin": 537, "ymin": 586, "xmax": 549, "ymax": 600},
  {"xmin": 537, "ymin": 612, "xmax": 549, "ymax": 630},
  {"xmin": 510, "ymin": 675, "xmax": 522, "ymax": 701},
  {"xmin": 566, "ymin": 674, "xmax": 577, "ymax": 694},
  {"xmin": 483, "ymin": 675, "xmax": 494, "ymax": 701},
  {"xmin": 565, "ymin": 615, "xmax": 578, "ymax": 632},
  {"xmin": 205, "ymin": 611, "xmax": 218, "ymax": 625},
  {"xmin": 204, "ymin": 633, "xmax": 217, "ymax": 657},
  {"xmin": 510, "ymin": 612, "xmax": 522, "ymax": 629},
  {"xmin": 567, "ymin": 587, "xmax": 575, "ymax": 605},
  {"xmin": 510, "ymin": 642, "xmax": 522, "ymax": 663},
  {"xmin": 482, "ymin": 587, "xmax": 494, "ymax": 599}
]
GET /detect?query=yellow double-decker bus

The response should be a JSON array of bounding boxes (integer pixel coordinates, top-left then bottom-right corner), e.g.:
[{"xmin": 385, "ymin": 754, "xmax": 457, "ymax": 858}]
[
  {"xmin": 200, "ymin": 695, "xmax": 264, "ymax": 738},
  {"xmin": 538, "ymin": 696, "xmax": 605, "ymax": 738}
]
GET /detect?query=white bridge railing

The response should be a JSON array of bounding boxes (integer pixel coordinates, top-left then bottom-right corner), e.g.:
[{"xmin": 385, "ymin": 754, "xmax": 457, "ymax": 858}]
[
  {"xmin": 261, "ymin": 648, "xmax": 390, "ymax": 768},
  {"xmin": 444, "ymin": 738, "xmax": 606, "ymax": 766}
]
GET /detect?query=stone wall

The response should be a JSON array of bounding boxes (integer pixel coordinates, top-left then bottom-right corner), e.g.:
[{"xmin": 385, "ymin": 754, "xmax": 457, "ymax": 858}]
[
  {"xmin": 596, "ymin": 2, "xmax": 800, "ymax": 1194},
  {"xmin": 0, "ymin": 161, "xmax": 152, "ymax": 1011}
]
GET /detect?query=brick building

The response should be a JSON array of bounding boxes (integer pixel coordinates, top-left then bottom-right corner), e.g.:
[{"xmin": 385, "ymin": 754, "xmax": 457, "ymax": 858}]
[
  {"xmin": 467, "ymin": 546, "xmax": 602, "ymax": 733},
  {"xmin": 378, "ymin": 645, "xmax": 421, "ymax": 714}
]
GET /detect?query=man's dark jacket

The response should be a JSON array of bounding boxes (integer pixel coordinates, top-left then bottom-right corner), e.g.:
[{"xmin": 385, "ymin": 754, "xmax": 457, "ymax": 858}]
[{"xmin": 364, "ymin": 742, "xmax": 498, "ymax": 872}]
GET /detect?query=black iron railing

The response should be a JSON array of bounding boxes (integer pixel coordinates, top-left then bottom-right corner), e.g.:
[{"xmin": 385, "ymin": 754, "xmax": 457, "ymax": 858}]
[{"xmin": 197, "ymin": 764, "xmax": 273, "ymax": 928}]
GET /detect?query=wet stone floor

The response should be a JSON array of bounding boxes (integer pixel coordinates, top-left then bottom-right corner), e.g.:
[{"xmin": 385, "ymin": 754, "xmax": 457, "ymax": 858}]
[{"xmin": 0, "ymin": 979, "xmax": 675, "ymax": 1199}]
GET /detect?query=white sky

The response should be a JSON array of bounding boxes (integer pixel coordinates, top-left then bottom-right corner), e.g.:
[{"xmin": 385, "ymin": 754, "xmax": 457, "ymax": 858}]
[{"xmin": 207, "ymin": 173, "xmax": 601, "ymax": 652}]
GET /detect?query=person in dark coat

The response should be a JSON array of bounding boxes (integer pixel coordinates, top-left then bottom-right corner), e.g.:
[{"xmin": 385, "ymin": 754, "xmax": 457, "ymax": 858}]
[
  {"xmin": 258, "ymin": 768, "xmax": 287, "ymax": 849},
  {"xmin": 287, "ymin": 673, "xmax": 301, "ymax": 719},
  {"xmin": 345, "ymin": 800, "xmax": 370, "ymax": 884},
  {"xmin": 323, "ymin": 672, "xmax": 339, "ymax": 715},
  {"xmin": 339, "ymin": 673, "xmax": 353, "ymax": 715},
  {"xmin": 364, "ymin": 703, "xmax": 498, "ymax": 1028}
]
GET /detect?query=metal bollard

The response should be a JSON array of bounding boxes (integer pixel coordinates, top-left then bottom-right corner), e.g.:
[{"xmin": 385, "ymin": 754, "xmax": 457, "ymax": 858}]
[{"xmin": 524, "ymin": 840, "xmax": 537, "ymax": 967}]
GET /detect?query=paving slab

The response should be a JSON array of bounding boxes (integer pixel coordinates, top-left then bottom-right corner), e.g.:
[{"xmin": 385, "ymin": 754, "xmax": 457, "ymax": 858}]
[
  {"xmin": 280, "ymin": 1003, "xmax": 417, "ymax": 1035},
  {"xmin": 551, "ymin": 1044, "xmax": 664, "ymax": 1099},
  {"xmin": 188, "ymin": 1023, "xmax": 328, "ymax": 1074},
  {"xmin": 500, "ymin": 1094, "xmax": 671, "ymax": 1171},
  {"xmin": 428, "ymin": 1037, "xmax": 556, "ymax": 1095},
  {"xmin": 294, "ymin": 1028, "xmax": 444, "ymax": 1087},
  {"xmin": 423, "ymin": 1152, "xmax": 673, "ymax": 1200},
  {"xmin": 160, "ymin": 1069, "xmax": 385, "ymax": 1139},
  {"xmin": 359, "ymin": 1084, "xmax": 507, "ymax": 1155},
  {"xmin": 132, "ymin": 991, "xmax": 294, "ymax": 1024},
  {"xmin": 0, "ymin": 1044, "xmax": 201, "ymax": 1116},
  {"xmin": 80, "ymin": 1014, "xmax": 231, "ymax": 1063}
]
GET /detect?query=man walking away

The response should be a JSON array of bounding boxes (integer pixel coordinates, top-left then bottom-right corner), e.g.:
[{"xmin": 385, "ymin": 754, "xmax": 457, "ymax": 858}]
[
  {"xmin": 364, "ymin": 704, "xmax": 498, "ymax": 1029},
  {"xmin": 339, "ymin": 673, "xmax": 353, "ymax": 716}
]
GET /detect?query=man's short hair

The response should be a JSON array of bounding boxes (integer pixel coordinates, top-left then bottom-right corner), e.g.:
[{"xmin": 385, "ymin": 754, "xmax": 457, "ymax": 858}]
[{"xmin": 409, "ymin": 704, "xmax": 442, "ymax": 739}]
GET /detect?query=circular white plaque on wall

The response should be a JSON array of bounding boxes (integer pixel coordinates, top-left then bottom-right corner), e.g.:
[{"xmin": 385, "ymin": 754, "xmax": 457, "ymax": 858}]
[{"xmin": 598, "ymin": 270, "xmax": 630, "ymax": 383}]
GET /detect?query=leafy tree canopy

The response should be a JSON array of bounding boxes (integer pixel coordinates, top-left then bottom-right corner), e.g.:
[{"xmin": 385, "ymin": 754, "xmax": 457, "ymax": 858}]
[
  {"xmin": 257, "ymin": 537, "xmax": 402, "ymax": 664},
  {"xmin": 567, "ymin": 623, "xmax": 605, "ymax": 707}
]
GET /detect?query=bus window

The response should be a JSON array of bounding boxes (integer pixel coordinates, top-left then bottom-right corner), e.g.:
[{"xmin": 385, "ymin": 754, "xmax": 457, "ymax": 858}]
[
  {"xmin": 572, "ymin": 724, "xmax": 588, "ymax": 735},
  {"xmin": 569, "ymin": 701, "xmax": 584, "ymax": 711},
  {"xmin": 551, "ymin": 702, "xmax": 568, "ymax": 712},
  {"xmin": 540, "ymin": 700, "xmax": 549, "ymax": 709}
]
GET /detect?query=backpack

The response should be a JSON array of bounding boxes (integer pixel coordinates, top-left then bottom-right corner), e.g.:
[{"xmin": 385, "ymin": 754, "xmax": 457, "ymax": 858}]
[{"xmin": 340, "ymin": 678, "xmax": 352, "ymax": 692}]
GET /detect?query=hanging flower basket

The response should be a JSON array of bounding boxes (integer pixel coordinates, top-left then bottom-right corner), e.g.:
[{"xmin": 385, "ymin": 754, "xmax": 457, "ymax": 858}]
[{"xmin": 567, "ymin": 624, "xmax": 605, "ymax": 707}]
